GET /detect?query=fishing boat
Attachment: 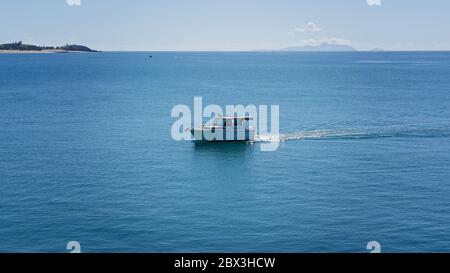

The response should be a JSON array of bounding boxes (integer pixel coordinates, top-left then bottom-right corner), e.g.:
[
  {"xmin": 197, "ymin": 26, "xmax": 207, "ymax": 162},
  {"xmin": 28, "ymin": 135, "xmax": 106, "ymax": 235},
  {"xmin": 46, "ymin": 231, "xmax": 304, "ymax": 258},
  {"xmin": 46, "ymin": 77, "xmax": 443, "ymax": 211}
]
[{"xmin": 190, "ymin": 115, "xmax": 255, "ymax": 142}]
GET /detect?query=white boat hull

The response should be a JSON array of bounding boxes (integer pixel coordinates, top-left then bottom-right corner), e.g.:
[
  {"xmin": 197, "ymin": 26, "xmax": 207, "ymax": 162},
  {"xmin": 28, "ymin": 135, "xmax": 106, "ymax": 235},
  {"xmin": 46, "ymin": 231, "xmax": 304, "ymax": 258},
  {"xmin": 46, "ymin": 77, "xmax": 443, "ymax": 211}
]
[{"xmin": 191, "ymin": 127, "xmax": 255, "ymax": 142}]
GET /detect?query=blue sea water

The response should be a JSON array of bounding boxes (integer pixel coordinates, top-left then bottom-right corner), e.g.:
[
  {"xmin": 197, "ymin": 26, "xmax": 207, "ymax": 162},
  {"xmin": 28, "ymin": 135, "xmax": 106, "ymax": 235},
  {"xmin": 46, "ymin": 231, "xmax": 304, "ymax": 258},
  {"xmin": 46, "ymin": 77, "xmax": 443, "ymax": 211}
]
[{"xmin": 1, "ymin": 52, "xmax": 450, "ymax": 253}]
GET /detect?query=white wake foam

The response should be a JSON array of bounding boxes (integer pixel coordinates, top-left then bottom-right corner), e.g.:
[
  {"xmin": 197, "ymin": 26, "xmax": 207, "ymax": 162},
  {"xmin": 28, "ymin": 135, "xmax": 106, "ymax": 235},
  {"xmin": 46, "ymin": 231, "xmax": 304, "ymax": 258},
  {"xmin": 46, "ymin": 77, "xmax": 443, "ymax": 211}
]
[{"xmin": 255, "ymin": 125, "xmax": 450, "ymax": 142}]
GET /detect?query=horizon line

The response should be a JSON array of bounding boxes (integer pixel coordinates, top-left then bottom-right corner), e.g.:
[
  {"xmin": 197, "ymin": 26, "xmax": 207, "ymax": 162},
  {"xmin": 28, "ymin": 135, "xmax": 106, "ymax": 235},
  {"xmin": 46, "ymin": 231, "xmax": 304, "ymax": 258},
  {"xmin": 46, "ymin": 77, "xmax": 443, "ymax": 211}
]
[{"xmin": 100, "ymin": 49, "xmax": 450, "ymax": 53}]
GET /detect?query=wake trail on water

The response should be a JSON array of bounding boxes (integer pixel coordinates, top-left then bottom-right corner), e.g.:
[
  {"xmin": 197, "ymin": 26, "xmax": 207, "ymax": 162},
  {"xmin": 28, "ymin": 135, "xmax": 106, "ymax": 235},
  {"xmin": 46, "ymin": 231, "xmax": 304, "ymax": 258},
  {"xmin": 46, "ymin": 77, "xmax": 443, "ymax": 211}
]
[{"xmin": 255, "ymin": 125, "xmax": 450, "ymax": 142}]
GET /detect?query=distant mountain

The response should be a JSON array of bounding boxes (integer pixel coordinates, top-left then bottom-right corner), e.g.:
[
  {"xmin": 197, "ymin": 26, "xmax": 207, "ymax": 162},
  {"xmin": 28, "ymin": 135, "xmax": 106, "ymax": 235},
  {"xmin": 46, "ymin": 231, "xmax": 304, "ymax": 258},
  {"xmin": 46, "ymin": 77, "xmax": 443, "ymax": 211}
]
[
  {"xmin": 0, "ymin": 41, "xmax": 98, "ymax": 52},
  {"xmin": 370, "ymin": 48, "xmax": 384, "ymax": 52},
  {"xmin": 280, "ymin": 43, "xmax": 357, "ymax": 52}
]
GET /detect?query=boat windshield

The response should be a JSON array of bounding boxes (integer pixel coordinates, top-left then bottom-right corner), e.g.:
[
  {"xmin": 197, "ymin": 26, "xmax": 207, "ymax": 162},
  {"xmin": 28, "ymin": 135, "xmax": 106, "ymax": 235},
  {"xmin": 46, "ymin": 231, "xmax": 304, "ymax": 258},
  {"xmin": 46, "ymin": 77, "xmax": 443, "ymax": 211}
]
[{"xmin": 214, "ymin": 116, "xmax": 253, "ymax": 127}]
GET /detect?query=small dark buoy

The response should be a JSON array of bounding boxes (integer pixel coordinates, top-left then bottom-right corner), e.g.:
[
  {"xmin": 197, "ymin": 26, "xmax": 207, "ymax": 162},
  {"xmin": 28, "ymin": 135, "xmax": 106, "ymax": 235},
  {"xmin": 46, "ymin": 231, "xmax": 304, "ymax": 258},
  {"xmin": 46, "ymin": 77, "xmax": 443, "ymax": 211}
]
[{"xmin": 149, "ymin": 55, "xmax": 153, "ymax": 58}]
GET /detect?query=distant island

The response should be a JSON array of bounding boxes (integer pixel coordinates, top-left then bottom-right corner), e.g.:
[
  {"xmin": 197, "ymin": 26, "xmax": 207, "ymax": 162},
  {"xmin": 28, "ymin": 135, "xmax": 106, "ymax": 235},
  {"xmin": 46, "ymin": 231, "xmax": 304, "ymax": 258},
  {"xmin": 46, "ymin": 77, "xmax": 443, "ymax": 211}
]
[
  {"xmin": 279, "ymin": 43, "xmax": 357, "ymax": 52},
  {"xmin": 0, "ymin": 41, "xmax": 99, "ymax": 53}
]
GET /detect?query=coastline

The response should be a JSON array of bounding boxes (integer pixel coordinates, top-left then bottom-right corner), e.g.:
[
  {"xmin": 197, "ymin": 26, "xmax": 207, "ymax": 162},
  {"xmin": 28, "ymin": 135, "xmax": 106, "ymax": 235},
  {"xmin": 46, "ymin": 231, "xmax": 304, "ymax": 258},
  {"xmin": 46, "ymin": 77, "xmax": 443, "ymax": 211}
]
[{"xmin": 0, "ymin": 50, "xmax": 91, "ymax": 54}]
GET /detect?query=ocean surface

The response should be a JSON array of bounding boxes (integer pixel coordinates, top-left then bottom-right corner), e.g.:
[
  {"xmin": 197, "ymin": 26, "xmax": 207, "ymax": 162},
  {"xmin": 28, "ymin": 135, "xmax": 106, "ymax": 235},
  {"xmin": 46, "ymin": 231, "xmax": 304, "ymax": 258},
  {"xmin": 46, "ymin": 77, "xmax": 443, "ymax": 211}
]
[{"xmin": 1, "ymin": 51, "xmax": 450, "ymax": 253}]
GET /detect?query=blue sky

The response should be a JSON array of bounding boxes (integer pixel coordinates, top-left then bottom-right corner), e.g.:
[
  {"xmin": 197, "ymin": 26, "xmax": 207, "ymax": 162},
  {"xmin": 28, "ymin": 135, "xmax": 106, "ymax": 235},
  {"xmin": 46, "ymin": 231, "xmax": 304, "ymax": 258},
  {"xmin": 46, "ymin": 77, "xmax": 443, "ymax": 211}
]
[{"xmin": 1, "ymin": 0, "xmax": 450, "ymax": 51}]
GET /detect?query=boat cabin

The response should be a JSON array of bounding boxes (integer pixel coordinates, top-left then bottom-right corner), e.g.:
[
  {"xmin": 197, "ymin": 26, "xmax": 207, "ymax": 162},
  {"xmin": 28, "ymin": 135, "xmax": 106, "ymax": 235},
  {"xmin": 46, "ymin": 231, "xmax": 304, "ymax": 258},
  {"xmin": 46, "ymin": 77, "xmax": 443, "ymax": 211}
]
[{"xmin": 214, "ymin": 116, "xmax": 254, "ymax": 127}]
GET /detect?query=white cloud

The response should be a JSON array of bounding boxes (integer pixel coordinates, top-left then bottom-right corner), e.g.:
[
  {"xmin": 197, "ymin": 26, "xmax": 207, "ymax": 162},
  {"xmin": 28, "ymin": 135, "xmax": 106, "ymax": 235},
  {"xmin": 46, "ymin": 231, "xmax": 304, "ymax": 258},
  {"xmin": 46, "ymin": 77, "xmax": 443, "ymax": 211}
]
[
  {"xmin": 290, "ymin": 22, "xmax": 322, "ymax": 34},
  {"xmin": 66, "ymin": 0, "xmax": 81, "ymax": 6},
  {"xmin": 367, "ymin": 0, "xmax": 381, "ymax": 6},
  {"xmin": 302, "ymin": 37, "xmax": 352, "ymax": 46}
]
